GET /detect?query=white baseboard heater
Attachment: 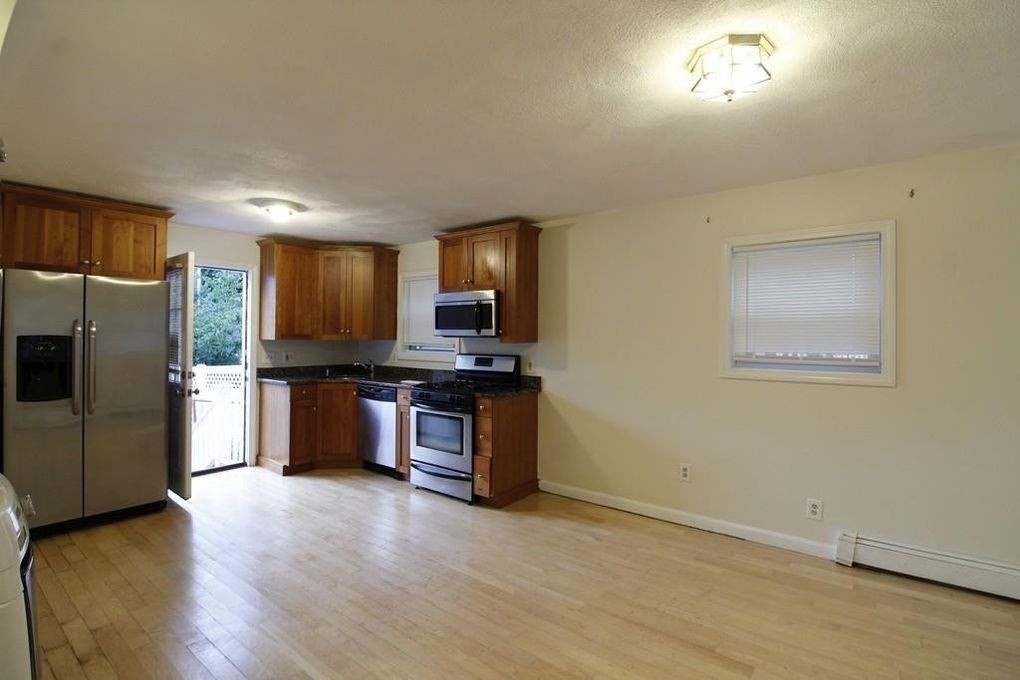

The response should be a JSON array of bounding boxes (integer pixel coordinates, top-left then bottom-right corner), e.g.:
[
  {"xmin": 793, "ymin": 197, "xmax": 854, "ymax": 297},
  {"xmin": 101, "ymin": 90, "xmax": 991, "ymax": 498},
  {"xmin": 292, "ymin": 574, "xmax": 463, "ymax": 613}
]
[{"xmin": 836, "ymin": 533, "xmax": 1020, "ymax": 600}]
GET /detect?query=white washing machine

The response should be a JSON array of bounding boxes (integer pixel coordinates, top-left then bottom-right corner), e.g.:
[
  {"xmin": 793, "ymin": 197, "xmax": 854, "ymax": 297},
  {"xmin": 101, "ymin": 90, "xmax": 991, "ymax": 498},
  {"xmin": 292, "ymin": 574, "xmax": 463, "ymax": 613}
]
[{"xmin": 0, "ymin": 472, "xmax": 37, "ymax": 680}]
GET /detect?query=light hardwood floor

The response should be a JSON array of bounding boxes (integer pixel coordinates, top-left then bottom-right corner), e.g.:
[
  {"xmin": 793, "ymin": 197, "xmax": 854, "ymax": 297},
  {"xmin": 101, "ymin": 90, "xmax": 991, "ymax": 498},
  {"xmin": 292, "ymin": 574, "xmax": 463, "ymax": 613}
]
[{"xmin": 31, "ymin": 467, "xmax": 1020, "ymax": 679}]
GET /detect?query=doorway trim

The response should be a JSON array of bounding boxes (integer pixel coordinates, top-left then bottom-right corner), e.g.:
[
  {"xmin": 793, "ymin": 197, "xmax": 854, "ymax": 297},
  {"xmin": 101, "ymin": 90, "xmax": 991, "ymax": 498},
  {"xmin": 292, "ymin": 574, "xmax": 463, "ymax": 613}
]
[{"xmin": 191, "ymin": 260, "xmax": 256, "ymax": 470}]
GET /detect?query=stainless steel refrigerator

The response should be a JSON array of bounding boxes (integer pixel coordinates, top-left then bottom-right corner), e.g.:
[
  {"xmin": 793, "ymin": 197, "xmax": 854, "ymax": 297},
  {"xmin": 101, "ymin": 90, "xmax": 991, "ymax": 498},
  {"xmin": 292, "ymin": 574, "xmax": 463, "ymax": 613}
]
[{"xmin": 1, "ymin": 269, "xmax": 169, "ymax": 528}]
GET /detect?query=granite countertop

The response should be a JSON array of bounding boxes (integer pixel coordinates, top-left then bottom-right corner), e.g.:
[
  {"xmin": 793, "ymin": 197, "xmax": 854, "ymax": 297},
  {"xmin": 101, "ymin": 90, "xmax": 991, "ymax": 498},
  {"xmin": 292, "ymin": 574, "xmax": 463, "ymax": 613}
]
[{"xmin": 256, "ymin": 363, "xmax": 541, "ymax": 395}]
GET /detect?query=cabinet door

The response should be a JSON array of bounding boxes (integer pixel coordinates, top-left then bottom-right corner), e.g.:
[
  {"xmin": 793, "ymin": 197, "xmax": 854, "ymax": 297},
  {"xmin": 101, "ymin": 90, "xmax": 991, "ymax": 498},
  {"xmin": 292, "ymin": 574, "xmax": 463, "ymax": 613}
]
[
  {"xmin": 276, "ymin": 244, "xmax": 320, "ymax": 339},
  {"xmin": 466, "ymin": 232, "xmax": 503, "ymax": 290},
  {"xmin": 347, "ymin": 250, "xmax": 375, "ymax": 340},
  {"xmin": 289, "ymin": 399, "xmax": 319, "ymax": 466},
  {"xmin": 396, "ymin": 404, "xmax": 410, "ymax": 474},
  {"xmin": 438, "ymin": 236, "xmax": 468, "ymax": 292},
  {"xmin": 2, "ymin": 192, "xmax": 91, "ymax": 273},
  {"xmin": 90, "ymin": 209, "xmax": 167, "ymax": 280},
  {"xmin": 318, "ymin": 249, "xmax": 347, "ymax": 339},
  {"xmin": 318, "ymin": 384, "xmax": 359, "ymax": 465}
]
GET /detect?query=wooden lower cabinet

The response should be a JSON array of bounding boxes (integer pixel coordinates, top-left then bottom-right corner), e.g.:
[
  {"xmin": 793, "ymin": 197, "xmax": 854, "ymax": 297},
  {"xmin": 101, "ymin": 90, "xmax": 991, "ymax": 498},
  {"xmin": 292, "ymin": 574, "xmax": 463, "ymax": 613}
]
[
  {"xmin": 471, "ymin": 392, "xmax": 538, "ymax": 507},
  {"xmin": 317, "ymin": 383, "xmax": 359, "ymax": 466},
  {"xmin": 257, "ymin": 382, "xmax": 359, "ymax": 475}
]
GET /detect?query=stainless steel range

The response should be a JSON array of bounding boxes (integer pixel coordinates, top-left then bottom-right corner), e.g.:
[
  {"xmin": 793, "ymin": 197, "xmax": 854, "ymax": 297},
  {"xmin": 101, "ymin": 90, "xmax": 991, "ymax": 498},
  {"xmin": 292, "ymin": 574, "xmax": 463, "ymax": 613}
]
[{"xmin": 409, "ymin": 354, "xmax": 521, "ymax": 501}]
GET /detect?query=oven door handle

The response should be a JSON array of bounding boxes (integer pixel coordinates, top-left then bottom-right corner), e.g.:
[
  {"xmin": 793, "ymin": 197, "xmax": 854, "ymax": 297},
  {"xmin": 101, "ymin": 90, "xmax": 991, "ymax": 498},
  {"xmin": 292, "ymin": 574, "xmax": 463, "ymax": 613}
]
[
  {"xmin": 411, "ymin": 462, "xmax": 472, "ymax": 481},
  {"xmin": 411, "ymin": 401, "xmax": 472, "ymax": 414}
]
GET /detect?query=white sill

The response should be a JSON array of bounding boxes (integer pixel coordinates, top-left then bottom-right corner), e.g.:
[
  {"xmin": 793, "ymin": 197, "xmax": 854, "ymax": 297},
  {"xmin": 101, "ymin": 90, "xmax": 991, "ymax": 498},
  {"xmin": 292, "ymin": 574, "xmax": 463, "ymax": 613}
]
[{"xmin": 720, "ymin": 366, "xmax": 896, "ymax": 387}]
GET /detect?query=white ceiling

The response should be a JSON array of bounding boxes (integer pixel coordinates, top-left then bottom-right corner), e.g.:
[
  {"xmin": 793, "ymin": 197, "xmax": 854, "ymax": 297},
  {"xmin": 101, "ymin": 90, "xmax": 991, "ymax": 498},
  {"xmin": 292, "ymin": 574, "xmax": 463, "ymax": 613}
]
[{"xmin": 1, "ymin": 1, "xmax": 1018, "ymax": 244}]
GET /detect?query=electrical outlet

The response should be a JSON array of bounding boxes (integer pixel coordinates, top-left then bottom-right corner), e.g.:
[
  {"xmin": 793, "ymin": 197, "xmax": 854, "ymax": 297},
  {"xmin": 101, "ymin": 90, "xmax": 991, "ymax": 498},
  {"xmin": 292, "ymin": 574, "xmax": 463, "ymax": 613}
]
[
  {"xmin": 282, "ymin": 351, "xmax": 293, "ymax": 364},
  {"xmin": 679, "ymin": 464, "xmax": 691, "ymax": 482},
  {"xmin": 805, "ymin": 498, "xmax": 824, "ymax": 521},
  {"xmin": 526, "ymin": 359, "xmax": 535, "ymax": 374}
]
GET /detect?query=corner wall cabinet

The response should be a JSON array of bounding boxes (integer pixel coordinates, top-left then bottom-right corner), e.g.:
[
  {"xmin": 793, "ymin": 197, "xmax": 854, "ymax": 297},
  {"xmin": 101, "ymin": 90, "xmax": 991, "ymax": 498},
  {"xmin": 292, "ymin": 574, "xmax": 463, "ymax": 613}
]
[
  {"xmin": 258, "ymin": 239, "xmax": 398, "ymax": 341},
  {"xmin": 436, "ymin": 220, "xmax": 540, "ymax": 343},
  {"xmin": 1, "ymin": 183, "xmax": 172, "ymax": 280}
]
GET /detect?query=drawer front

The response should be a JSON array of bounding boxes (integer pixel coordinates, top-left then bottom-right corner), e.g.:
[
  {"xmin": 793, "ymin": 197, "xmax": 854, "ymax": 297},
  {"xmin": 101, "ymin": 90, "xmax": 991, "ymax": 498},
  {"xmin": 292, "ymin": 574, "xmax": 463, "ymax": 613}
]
[
  {"xmin": 473, "ymin": 455, "xmax": 491, "ymax": 498},
  {"xmin": 474, "ymin": 416, "xmax": 492, "ymax": 456},
  {"xmin": 396, "ymin": 388, "xmax": 411, "ymax": 407},
  {"xmin": 291, "ymin": 384, "xmax": 318, "ymax": 402},
  {"xmin": 475, "ymin": 398, "xmax": 493, "ymax": 416}
]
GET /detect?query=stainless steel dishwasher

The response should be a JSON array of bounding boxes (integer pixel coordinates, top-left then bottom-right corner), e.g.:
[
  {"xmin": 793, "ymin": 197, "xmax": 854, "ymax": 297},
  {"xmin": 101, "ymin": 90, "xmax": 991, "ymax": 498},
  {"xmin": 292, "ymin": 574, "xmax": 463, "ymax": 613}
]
[{"xmin": 358, "ymin": 384, "xmax": 397, "ymax": 468}]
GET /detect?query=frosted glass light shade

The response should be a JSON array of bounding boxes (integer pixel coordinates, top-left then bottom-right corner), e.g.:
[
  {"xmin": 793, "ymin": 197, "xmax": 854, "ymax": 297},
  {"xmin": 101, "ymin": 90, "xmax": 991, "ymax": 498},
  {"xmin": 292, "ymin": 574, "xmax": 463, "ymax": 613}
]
[{"xmin": 688, "ymin": 34, "xmax": 774, "ymax": 102}]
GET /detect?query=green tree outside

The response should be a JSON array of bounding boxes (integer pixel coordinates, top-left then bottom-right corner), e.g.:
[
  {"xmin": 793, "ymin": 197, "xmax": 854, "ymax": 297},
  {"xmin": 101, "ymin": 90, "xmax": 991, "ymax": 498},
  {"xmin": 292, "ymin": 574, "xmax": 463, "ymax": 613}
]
[{"xmin": 194, "ymin": 268, "xmax": 244, "ymax": 366}]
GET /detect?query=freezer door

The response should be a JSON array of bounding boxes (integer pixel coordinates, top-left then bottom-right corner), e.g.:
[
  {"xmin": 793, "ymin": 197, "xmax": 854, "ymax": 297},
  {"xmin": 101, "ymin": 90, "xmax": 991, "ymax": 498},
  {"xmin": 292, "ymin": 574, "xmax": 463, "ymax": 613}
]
[
  {"xmin": 166, "ymin": 252, "xmax": 194, "ymax": 500},
  {"xmin": 83, "ymin": 276, "xmax": 169, "ymax": 516},
  {"xmin": 2, "ymin": 270, "xmax": 85, "ymax": 527}
]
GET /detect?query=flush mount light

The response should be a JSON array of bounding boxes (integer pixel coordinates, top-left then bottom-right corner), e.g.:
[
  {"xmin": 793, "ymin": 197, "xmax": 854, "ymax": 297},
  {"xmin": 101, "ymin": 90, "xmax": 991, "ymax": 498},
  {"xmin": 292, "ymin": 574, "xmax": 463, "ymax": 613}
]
[
  {"xmin": 687, "ymin": 34, "xmax": 774, "ymax": 102},
  {"xmin": 247, "ymin": 197, "xmax": 309, "ymax": 222}
]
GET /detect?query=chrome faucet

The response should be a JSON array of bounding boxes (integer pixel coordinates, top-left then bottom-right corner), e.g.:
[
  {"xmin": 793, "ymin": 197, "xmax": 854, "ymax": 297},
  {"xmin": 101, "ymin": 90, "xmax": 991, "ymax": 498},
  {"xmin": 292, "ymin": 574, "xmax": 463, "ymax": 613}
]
[{"xmin": 353, "ymin": 359, "xmax": 375, "ymax": 379}]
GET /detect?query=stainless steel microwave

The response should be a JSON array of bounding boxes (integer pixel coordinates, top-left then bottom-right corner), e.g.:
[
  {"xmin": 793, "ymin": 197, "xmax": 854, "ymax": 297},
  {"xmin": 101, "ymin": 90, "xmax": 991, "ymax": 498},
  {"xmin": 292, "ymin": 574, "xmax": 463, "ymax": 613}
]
[{"xmin": 434, "ymin": 290, "xmax": 499, "ymax": 337}]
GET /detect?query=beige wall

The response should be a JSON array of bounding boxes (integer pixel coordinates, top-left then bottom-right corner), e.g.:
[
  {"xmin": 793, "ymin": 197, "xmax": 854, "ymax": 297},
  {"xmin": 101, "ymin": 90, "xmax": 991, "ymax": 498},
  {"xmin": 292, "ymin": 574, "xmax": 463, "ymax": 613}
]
[{"xmin": 464, "ymin": 143, "xmax": 1020, "ymax": 565}]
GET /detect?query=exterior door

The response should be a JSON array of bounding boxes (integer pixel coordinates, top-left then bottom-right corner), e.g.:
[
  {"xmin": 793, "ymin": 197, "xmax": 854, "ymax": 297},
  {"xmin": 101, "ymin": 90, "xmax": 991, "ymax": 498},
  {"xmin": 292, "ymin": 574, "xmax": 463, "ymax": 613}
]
[
  {"xmin": 83, "ymin": 276, "xmax": 169, "ymax": 515},
  {"xmin": 1, "ymin": 270, "xmax": 86, "ymax": 527},
  {"xmin": 167, "ymin": 252, "xmax": 195, "ymax": 499}
]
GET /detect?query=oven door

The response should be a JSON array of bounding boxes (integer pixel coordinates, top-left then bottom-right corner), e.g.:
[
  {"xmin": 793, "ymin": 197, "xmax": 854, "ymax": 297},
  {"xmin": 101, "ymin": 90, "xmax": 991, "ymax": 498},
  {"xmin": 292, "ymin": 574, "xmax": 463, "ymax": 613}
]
[{"xmin": 409, "ymin": 404, "xmax": 473, "ymax": 474}]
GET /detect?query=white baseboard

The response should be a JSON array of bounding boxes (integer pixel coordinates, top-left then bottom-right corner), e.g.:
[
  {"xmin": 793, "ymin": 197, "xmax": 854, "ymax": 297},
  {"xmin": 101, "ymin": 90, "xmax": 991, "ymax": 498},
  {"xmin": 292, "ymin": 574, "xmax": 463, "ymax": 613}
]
[
  {"xmin": 840, "ymin": 534, "xmax": 1020, "ymax": 600},
  {"xmin": 538, "ymin": 480, "xmax": 835, "ymax": 560}
]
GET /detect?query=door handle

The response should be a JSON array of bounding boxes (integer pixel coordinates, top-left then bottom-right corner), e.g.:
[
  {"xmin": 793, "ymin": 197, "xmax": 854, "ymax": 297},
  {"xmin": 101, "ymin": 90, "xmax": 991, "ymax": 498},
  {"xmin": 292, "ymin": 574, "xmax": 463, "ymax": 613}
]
[
  {"xmin": 71, "ymin": 320, "xmax": 83, "ymax": 415},
  {"xmin": 474, "ymin": 301, "xmax": 482, "ymax": 335},
  {"xmin": 87, "ymin": 320, "xmax": 97, "ymax": 414}
]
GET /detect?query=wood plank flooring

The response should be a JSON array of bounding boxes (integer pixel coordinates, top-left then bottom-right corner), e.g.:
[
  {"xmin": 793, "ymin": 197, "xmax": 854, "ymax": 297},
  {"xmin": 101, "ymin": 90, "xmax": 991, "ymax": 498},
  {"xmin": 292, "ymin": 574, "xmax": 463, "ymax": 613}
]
[{"xmin": 31, "ymin": 467, "xmax": 1020, "ymax": 679}]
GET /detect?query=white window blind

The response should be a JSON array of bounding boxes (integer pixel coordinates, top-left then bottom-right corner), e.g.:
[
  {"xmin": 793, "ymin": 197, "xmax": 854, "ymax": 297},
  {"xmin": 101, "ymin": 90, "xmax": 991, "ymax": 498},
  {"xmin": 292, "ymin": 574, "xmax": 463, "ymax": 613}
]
[{"xmin": 731, "ymin": 233, "xmax": 883, "ymax": 373}]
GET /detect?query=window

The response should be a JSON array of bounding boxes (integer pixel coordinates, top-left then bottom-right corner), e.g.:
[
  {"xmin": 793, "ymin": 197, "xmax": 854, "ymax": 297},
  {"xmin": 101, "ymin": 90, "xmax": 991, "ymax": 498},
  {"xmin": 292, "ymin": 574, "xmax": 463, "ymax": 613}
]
[
  {"xmin": 720, "ymin": 221, "xmax": 896, "ymax": 386},
  {"xmin": 397, "ymin": 272, "xmax": 455, "ymax": 362}
]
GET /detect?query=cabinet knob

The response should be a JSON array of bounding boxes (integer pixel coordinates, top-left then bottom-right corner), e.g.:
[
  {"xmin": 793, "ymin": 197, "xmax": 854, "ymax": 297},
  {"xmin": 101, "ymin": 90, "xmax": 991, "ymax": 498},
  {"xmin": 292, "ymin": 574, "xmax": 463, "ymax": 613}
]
[
  {"xmin": 94, "ymin": 261, "xmax": 102, "ymax": 267},
  {"xmin": 81, "ymin": 259, "xmax": 92, "ymax": 265},
  {"xmin": 478, "ymin": 434, "xmax": 486, "ymax": 440},
  {"xmin": 478, "ymin": 405, "xmax": 485, "ymax": 411}
]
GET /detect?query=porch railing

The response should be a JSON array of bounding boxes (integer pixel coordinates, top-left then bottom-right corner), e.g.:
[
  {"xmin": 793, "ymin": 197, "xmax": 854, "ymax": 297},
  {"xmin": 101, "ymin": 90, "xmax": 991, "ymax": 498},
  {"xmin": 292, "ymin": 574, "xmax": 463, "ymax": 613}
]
[{"xmin": 192, "ymin": 364, "xmax": 246, "ymax": 471}]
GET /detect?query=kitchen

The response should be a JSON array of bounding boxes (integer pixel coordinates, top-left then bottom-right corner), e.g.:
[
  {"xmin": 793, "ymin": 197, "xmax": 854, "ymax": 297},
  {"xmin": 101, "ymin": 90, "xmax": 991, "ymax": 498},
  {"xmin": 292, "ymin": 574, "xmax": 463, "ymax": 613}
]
[{"xmin": 1, "ymin": 2, "xmax": 1019, "ymax": 679}]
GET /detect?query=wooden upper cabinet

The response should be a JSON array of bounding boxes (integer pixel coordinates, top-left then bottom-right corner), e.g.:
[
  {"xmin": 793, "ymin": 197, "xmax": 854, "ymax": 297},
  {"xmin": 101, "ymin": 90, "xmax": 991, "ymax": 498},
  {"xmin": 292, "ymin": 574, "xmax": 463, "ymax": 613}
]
[
  {"xmin": 260, "ymin": 239, "xmax": 397, "ymax": 342},
  {"xmin": 318, "ymin": 249, "xmax": 348, "ymax": 339},
  {"xmin": 90, "ymin": 208, "xmax": 168, "ymax": 280},
  {"xmin": 439, "ymin": 236, "xmax": 469, "ymax": 291},
  {"xmin": 436, "ymin": 221, "xmax": 540, "ymax": 343},
  {"xmin": 466, "ymin": 231, "xmax": 503, "ymax": 291},
  {"xmin": 1, "ymin": 184, "xmax": 171, "ymax": 280},
  {"xmin": 261, "ymin": 241, "xmax": 320, "ymax": 340}
]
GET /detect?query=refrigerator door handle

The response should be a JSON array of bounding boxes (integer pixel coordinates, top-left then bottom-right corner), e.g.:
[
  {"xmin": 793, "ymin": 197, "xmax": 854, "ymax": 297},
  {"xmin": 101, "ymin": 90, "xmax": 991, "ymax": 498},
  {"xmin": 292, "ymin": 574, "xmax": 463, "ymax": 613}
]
[
  {"xmin": 87, "ymin": 320, "xmax": 97, "ymax": 415},
  {"xmin": 72, "ymin": 320, "xmax": 83, "ymax": 415}
]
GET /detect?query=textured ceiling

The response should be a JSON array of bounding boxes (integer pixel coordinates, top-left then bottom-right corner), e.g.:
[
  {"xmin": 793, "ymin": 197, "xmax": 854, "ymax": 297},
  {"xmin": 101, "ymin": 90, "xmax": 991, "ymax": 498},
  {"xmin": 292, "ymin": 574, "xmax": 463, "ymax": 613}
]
[{"xmin": 1, "ymin": 1, "xmax": 1018, "ymax": 244}]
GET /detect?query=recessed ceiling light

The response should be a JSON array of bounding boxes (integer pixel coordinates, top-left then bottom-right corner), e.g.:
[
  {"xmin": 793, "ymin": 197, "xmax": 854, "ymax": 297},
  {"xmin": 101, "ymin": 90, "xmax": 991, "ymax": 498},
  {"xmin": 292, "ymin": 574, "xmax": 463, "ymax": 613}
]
[
  {"xmin": 247, "ymin": 197, "xmax": 309, "ymax": 222},
  {"xmin": 688, "ymin": 34, "xmax": 774, "ymax": 102}
]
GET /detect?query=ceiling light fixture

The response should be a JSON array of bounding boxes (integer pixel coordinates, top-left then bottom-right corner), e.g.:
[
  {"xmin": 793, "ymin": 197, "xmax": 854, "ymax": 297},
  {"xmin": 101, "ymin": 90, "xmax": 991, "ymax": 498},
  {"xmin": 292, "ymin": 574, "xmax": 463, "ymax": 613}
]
[
  {"xmin": 687, "ymin": 34, "xmax": 774, "ymax": 102},
  {"xmin": 247, "ymin": 197, "xmax": 309, "ymax": 222}
]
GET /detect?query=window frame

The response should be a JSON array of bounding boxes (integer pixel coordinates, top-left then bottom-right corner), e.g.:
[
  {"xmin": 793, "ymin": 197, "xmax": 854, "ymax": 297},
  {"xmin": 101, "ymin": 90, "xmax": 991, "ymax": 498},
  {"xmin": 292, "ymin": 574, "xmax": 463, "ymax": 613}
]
[
  {"xmin": 396, "ymin": 270, "xmax": 456, "ymax": 364},
  {"xmin": 719, "ymin": 220, "xmax": 896, "ymax": 387}
]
